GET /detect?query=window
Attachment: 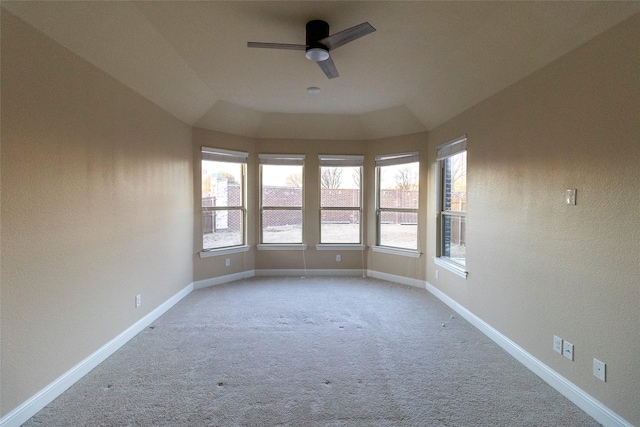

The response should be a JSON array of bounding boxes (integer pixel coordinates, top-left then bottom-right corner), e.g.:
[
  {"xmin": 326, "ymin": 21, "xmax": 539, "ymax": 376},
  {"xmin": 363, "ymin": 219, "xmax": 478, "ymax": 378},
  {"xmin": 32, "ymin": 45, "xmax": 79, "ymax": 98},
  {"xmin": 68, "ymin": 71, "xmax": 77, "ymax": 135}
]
[
  {"xmin": 375, "ymin": 152, "xmax": 420, "ymax": 251},
  {"xmin": 201, "ymin": 147, "xmax": 247, "ymax": 251},
  {"xmin": 437, "ymin": 136, "xmax": 467, "ymax": 271},
  {"xmin": 319, "ymin": 155, "xmax": 363, "ymax": 244},
  {"xmin": 259, "ymin": 154, "xmax": 305, "ymax": 244}
]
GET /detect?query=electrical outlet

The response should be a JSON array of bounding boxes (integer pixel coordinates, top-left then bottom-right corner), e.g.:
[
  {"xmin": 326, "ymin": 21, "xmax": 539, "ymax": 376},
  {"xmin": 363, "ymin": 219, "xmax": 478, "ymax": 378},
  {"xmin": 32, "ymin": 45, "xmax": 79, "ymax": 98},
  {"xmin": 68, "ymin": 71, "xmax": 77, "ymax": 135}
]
[
  {"xmin": 225, "ymin": 258, "xmax": 230, "ymax": 267},
  {"xmin": 563, "ymin": 341, "xmax": 574, "ymax": 361},
  {"xmin": 553, "ymin": 336, "xmax": 563, "ymax": 354},
  {"xmin": 593, "ymin": 358, "xmax": 606, "ymax": 381},
  {"xmin": 336, "ymin": 254, "xmax": 341, "ymax": 262},
  {"xmin": 135, "ymin": 295, "xmax": 141, "ymax": 308}
]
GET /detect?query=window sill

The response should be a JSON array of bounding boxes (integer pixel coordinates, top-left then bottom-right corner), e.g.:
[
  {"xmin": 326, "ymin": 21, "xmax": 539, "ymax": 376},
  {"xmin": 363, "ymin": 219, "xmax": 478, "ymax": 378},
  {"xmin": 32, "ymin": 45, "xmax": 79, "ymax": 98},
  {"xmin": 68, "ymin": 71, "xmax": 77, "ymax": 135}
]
[
  {"xmin": 257, "ymin": 244, "xmax": 307, "ymax": 251},
  {"xmin": 434, "ymin": 257, "xmax": 468, "ymax": 279},
  {"xmin": 199, "ymin": 245, "xmax": 250, "ymax": 258},
  {"xmin": 372, "ymin": 246, "xmax": 421, "ymax": 258},
  {"xmin": 315, "ymin": 244, "xmax": 365, "ymax": 251}
]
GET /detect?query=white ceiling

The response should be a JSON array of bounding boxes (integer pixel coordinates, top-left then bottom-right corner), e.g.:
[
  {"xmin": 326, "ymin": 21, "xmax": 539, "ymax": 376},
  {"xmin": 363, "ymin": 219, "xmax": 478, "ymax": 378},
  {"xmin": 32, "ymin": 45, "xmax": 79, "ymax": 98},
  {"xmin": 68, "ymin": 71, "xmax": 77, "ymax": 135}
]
[{"xmin": 3, "ymin": 1, "xmax": 639, "ymax": 140}]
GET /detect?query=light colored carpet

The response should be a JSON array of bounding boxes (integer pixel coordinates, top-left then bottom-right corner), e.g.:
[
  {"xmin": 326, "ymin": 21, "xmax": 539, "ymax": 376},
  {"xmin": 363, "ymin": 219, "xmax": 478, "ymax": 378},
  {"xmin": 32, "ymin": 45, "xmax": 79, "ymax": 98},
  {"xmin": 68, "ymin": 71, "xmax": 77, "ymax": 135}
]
[{"xmin": 24, "ymin": 277, "xmax": 600, "ymax": 426}]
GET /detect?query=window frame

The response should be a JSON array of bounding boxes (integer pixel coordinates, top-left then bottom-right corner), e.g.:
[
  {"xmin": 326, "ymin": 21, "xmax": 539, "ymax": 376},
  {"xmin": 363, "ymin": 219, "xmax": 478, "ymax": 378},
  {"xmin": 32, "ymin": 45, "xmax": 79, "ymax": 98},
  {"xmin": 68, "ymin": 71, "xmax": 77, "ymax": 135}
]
[
  {"xmin": 374, "ymin": 151, "xmax": 420, "ymax": 254},
  {"xmin": 200, "ymin": 147, "xmax": 248, "ymax": 254},
  {"xmin": 435, "ymin": 135, "xmax": 468, "ymax": 278},
  {"xmin": 318, "ymin": 155, "xmax": 364, "ymax": 246},
  {"xmin": 258, "ymin": 154, "xmax": 306, "ymax": 247}
]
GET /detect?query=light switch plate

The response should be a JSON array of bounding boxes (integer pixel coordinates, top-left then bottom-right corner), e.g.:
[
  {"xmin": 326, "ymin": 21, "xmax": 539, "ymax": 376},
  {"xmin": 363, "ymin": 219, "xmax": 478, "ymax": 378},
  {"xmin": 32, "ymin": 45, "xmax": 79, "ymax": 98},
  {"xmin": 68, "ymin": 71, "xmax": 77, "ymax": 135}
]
[
  {"xmin": 563, "ymin": 341, "xmax": 574, "ymax": 361},
  {"xmin": 565, "ymin": 189, "xmax": 577, "ymax": 205}
]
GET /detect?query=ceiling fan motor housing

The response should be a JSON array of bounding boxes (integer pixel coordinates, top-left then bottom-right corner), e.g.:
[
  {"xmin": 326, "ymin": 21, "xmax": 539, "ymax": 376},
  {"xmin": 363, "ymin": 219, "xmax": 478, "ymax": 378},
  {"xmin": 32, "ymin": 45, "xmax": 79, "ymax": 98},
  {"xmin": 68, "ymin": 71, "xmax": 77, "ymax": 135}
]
[{"xmin": 306, "ymin": 20, "xmax": 330, "ymax": 52}]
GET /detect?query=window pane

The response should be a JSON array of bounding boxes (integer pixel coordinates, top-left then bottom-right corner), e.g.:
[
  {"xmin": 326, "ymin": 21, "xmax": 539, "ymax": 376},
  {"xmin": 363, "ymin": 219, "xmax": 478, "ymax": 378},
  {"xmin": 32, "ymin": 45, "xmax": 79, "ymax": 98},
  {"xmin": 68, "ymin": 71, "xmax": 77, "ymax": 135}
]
[
  {"xmin": 203, "ymin": 209, "xmax": 244, "ymax": 249},
  {"xmin": 321, "ymin": 210, "xmax": 360, "ymax": 243},
  {"xmin": 202, "ymin": 160, "xmax": 242, "ymax": 208},
  {"xmin": 262, "ymin": 164, "xmax": 303, "ymax": 207},
  {"xmin": 320, "ymin": 166, "xmax": 360, "ymax": 207},
  {"xmin": 444, "ymin": 151, "xmax": 466, "ymax": 212},
  {"xmin": 262, "ymin": 209, "xmax": 303, "ymax": 243},
  {"xmin": 379, "ymin": 162, "xmax": 419, "ymax": 209},
  {"xmin": 379, "ymin": 211, "xmax": 417, "ymax": 249},
  {"xmin": 442, "ymin": 214, "xmax": 466, "ymax": 266}
]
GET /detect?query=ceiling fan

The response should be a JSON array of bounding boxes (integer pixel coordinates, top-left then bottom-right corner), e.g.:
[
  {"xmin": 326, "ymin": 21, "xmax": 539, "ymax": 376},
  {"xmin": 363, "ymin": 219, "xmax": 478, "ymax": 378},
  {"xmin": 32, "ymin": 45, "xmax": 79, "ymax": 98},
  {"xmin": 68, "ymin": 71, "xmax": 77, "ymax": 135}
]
[{"xmin": 248, "ymin": 20, "xmax": 376, "ymax": 79}]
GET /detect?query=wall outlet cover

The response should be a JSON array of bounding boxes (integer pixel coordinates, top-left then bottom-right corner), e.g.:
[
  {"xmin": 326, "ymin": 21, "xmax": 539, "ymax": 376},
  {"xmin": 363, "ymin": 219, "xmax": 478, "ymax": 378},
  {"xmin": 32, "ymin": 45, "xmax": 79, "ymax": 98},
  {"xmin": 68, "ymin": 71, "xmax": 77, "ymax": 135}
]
[{"xmin": 553, "ymin": 336, "xmax": 563, "ymax": 354}]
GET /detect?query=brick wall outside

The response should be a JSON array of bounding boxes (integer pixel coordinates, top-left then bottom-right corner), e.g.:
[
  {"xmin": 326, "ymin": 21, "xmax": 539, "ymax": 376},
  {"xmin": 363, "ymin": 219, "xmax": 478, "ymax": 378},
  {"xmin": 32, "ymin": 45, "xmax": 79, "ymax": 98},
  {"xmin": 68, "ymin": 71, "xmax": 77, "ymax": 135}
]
[{"xmin": 203, "ymin": 186, "xmax": 425, "ymax": 233}]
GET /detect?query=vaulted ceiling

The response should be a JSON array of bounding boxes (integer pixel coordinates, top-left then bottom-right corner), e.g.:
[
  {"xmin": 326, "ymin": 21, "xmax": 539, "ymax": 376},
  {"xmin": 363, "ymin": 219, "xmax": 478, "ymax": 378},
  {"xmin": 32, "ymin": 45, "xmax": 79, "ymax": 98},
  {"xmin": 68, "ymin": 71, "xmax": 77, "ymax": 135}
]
[{"xmin": 3, "ymin": 1, "xmax": 639, "ymax": 140}]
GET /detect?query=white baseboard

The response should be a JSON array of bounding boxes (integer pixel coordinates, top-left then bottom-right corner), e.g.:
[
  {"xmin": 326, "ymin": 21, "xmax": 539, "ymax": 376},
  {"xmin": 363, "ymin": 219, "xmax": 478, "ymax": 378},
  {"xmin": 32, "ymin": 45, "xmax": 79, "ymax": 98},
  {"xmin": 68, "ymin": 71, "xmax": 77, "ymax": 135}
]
[
  {"xmin": 194, "ymin": 270, "xmax": 256, "ymax": 289},
  {"xmin": 3, "ymin": 273, "xmax": 630, "ymax": 427},
  {"xmin": 366, "ymin": 269, "xmax": 425, "ymax": 289},
  {"xmin": 0, "ymin": 282, "xmax": 194, "ymax": 427},
  {"xmin": 424, "ymin": 281, "xmax": 632, "ymax": 427},
  {"xmin": 255, "ymin": 268, "xmax": 365, "ymax": 277}
]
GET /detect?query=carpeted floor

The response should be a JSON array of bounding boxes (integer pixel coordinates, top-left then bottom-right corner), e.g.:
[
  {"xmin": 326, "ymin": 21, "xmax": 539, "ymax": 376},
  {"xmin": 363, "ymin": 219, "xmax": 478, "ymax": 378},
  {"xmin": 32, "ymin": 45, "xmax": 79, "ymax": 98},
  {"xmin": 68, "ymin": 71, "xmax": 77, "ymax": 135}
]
[{"xmin": 24, "ymin": 276, "xmax": 600, "ymax": 426}]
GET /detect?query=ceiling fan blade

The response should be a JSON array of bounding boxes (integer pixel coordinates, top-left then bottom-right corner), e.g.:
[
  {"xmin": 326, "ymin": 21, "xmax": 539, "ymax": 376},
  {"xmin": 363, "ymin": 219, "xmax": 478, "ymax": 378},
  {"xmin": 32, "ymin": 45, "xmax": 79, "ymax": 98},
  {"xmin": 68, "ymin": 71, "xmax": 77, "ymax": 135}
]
[
  {"xmin": 247, "ymin": 42, "xmax": 306, "ymax": 51},
  {"xmin": 317, "ymin": 55, "xmax": 339, "ymax": 79},
  {"xmin": 319, "ymin": 22, "xmax": 376, "ymax": 51}
]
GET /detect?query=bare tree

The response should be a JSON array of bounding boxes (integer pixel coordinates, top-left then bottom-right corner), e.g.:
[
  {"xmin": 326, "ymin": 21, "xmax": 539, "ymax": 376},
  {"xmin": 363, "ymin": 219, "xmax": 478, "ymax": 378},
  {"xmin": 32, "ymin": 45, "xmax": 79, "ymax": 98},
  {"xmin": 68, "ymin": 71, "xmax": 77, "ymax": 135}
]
[
  {"xmin": 449, "ymin": 152, "xmax": 467, "ymax": 190},
  {"xmin": 448, "ymin": 152, "xmax": 467, "ymax": 210},
  {"xmin": 352, "ymin": 168, "xmax": 361, "ymax": 189},
  {"xmin": 321, "ymin": 167, "xmax": 343, "ymax": 189},
  {"xmin": 285, "ymin": 172, "xmax": 303, "ymax": 187},
  {"xmin": 394, "ymin": 166, "xmax": 418, "ymax": 190}
]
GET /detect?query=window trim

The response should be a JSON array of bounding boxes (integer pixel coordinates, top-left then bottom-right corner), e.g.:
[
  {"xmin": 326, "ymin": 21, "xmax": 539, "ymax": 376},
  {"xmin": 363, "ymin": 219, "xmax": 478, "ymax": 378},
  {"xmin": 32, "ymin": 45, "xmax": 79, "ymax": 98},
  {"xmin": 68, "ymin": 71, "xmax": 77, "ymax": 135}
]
[
  {"xmin": 200, "ymin": 147, "xmax": 248, "ymax": 254},
  {"xmin": 375, "ymin": 151, "xmax": 420, "ymax": 251},
  {"xmin": 315, "ymin": 244, "xmax": 365, "ymax": 251},
  {"xmin": 434, "ymin": 256, "xmax": 467, "ymax": 278},
  {"xmin": 200, "ymin": 245, "xmax": 251, "ymax": 258},
  {"xmin": 436, "ymin": 135, "xmax": 468, "ymax": 276},
  {"xmin": 318, "ymin": 154, "xmax": 364, "ymax": 245},
  {"xmin": 259, "ymin": 154, "xmax": 305, "ymax": 245},
  {"xmin": 372, "ymin": 245, "xmax": 421, "ymax": 258}
]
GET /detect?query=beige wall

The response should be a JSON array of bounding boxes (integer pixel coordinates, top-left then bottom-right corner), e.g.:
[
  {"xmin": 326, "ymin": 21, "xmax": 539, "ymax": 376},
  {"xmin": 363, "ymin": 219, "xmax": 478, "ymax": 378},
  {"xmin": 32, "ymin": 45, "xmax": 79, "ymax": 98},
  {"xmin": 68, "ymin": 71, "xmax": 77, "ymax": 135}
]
[
  {"xmin": 1, "ymin": 11, "xmax": 194, "ymax": 416},
  {"xmin": 2, "ymin": 5, "xmax": 638, "ymax": 425},
  {"xmin": 192, "ymin": 129, "xmax": 256, "ymax": 281},
  {"xmin": 192, "ymin": 133, "xmax": 430, "ymax": 277},
  {"xmin": 366, "ymin": 133, "xmax": 429, "ymax": 281},
  {"xmin": 254, "ymin": 139, "xmax": 370, "ymax": 271},
  {"xmin": 426, "ymin": 14, "xmax": 639, "ymax": 424}
]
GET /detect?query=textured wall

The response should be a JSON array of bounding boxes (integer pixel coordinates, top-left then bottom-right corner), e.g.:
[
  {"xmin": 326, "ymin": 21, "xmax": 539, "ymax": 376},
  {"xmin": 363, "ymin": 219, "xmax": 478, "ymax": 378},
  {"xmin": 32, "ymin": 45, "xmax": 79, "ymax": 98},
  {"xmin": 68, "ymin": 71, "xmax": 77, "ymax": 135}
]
[
  {"xmin": 1, "ymin": 11, "xmax": 194, "ymax": 416},
  {"xmin": 426, "ymin": 14, "xmax": 640, "ymax": 424},
  {"xmin": 366, "ymin": 133, "xmax": 429, "ymax": 281},
  {"xmin": 192, "ymin": 129, "xmax": 256, "ymax": 281},
  {"xmin": 192, "ymin": 131, "xmax": 428, "ymax": 279},
  {"xmin": 3, "ymin": 5, "xmax": 638, "ymax": 425},
  {"xmin": 192, "ymin": 136, "xmax": 371, "ymax": 275}
]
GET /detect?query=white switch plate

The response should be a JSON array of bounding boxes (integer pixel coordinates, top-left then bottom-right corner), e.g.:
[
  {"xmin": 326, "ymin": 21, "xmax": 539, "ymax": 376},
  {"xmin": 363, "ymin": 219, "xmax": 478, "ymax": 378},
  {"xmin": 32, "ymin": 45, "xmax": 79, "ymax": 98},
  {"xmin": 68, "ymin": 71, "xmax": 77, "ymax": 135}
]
[
  {"xmin": 563, "ymin": 341, "xmax": 574, "ymax": 361},
  {"xmin": 225, "ymin": 258, "xmax": 230, "ymax": 267},
  {"xmin": 553, "ymin": 336, "xmax": 563, "ymax": 354},
  {"xmin": 593, "ymin": 358, "xmax": 606, "ymax": 381},
  {"xmin": 336, "ymin": 254, "xmax": 341, "ymax": 262},
  {"xmin": 435, "ymin": 270, "xmax": 439, "ymax": 279},
  {"xmin": 565, "ymin": 189, "xmax": 577, "ymax": 205},
  {"xmin": 135, "ymin": 294, "xmax": 141, "ymax": 308}
]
